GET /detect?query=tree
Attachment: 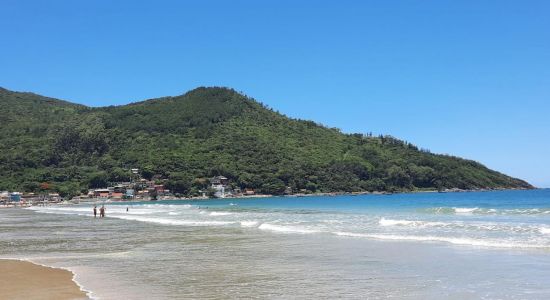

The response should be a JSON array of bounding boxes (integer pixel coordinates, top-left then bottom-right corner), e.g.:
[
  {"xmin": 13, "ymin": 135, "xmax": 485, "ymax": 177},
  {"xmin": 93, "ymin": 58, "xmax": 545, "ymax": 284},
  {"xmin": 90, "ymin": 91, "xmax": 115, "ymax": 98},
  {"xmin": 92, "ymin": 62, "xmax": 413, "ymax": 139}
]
[
  {"xmin": 261, "ymin": 178, "xmax": 286, "ymax": 195},
  {"xmin": 88, "ymin": 172, "xmax": 108, "ymax": 189},
  {"xmin": 166, "ymin": 180, "xmax": 190, "ymax": 195},
  {"xmin": 39, "ymin": 182, "xmax": 51, "ymax": 192}
]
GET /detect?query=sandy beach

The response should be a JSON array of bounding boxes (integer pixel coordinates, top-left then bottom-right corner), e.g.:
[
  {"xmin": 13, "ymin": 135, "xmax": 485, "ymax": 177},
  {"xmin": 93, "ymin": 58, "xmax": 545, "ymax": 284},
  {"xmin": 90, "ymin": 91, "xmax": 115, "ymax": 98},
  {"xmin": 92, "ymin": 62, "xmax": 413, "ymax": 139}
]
[{"xmin": 0, "ymin": 259, "xmax": 88, "ymax": 300}]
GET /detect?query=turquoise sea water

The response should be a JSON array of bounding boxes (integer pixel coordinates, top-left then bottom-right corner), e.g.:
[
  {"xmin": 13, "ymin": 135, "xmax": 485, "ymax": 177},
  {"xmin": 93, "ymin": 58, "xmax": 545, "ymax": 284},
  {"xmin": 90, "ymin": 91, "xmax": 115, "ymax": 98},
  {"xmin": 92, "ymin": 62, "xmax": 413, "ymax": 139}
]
[{"xmin": 2, "ymin": 189, "xmax": 550, "ymax": 299}]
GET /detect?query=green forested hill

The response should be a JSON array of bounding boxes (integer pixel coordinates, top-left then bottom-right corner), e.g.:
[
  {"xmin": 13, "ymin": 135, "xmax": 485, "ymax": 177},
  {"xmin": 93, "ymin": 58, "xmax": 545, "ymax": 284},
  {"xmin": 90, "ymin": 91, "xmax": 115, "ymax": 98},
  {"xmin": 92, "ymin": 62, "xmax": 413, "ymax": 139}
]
[{"xmin": 0, "ymin": 87, "xmax": 533, "ymax": 197}]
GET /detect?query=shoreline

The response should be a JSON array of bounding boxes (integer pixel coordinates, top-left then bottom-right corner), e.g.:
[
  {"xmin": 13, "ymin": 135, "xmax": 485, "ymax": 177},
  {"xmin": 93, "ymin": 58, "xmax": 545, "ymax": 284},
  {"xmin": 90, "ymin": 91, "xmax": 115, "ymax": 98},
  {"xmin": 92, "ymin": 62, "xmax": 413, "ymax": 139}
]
[
  {"xmin": 130, "ymin": 186, "xmax": 538, "ymax": 201},
  {"xmin": 2, "ymin": 187, "xmax": 538, "ymax": 208},
  {"xmin": 0, "ymin": 259, "xmax": 91, "ymax": 300}
]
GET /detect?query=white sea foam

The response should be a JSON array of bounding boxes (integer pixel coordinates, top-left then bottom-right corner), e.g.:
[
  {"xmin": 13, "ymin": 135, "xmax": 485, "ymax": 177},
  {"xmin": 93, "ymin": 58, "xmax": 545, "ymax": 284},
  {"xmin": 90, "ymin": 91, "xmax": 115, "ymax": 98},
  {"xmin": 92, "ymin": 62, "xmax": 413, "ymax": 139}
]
[
  {"xmin": 28, "ymin": 205, "xmax": 172, "ymax": 216},
  {"xmin": 240, "ymin": 221, "xmax": 260, "ymax": 227},
  {"xmin": 26, "ymin": 202, "xmax": 550, "ymax": 250},
  {"xmin": 379, "ymin": 218, "xmax": 417, "ymax": 226},
  {"xmin": 125, "ymin": 210, "xmax": 163, "ymax": 215},
  {"xmin": 138, "ymin": 204, "xmax": 191, "ymax": 209},
  {"xmin": 258, "ymin": 223, "xmax": 320, "ymax": 234},
  {"xmin": 333, "ymin": 232, "xmax": 546, "ymax": 249},
  {"xmin": 379, "ymin": 218, "xmax": 446, "ymax": 228},
  {"xmin": 209, "ymin": 212, "xmax": 232, "ymax": 216},
  {"xmin": 426, "ymin": 207, "xmax": 550, "ymax": 216},
  {"xmin": 368, "ymin": 234, "xmax": 543, "ymax": 248},
  {"xmin": 453, "ymin": 207, "xmax": 479, "ymax": 214},
  {"xmin": 378, "ymin": 218, "xmax": 544, "ymax": 234},
  {"xmin": 111, "ymin": 215, "xmax": 234, "ymax": 226},
  {"xmin": 27, "ymin": 206, "xmax": 91, "ymax": 213},
  {"xmin": 333, "ymin": 231, "xmax": 369, "ymax": 238}
]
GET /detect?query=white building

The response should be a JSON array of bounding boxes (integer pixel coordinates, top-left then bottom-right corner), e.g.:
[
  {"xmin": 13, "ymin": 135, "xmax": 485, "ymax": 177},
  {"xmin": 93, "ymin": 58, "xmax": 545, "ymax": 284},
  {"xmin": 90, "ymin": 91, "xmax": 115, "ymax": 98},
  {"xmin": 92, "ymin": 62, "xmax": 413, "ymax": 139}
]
[{"xmin": 210, "ymin": 176, "xmax": 229, "ymax": 198}]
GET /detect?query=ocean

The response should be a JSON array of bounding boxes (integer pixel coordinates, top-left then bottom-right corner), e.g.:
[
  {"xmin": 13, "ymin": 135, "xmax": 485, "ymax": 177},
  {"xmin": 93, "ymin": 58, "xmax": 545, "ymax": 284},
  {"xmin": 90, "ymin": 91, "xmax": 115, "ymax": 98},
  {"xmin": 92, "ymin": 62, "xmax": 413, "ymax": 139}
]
[{"xmin": 1, "ymin": 189, "xmax": 550, "ymax": 299}]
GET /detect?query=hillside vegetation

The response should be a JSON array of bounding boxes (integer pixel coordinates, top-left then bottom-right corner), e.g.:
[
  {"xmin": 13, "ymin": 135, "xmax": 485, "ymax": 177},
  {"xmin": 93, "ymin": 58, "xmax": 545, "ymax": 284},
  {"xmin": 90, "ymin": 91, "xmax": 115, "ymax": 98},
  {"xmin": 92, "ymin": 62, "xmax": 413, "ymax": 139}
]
[{"xmin": 0, "ymin": 87, "xmax": 532, "ymax": 197}]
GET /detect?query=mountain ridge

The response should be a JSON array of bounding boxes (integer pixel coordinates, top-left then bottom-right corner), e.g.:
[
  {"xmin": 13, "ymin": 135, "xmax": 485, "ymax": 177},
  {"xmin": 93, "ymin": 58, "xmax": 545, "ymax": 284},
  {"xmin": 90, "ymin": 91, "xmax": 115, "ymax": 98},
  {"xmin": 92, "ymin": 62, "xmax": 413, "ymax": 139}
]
[{"xmin": 0, "ymin": 86, "xmax": 533, "ymax": 197}]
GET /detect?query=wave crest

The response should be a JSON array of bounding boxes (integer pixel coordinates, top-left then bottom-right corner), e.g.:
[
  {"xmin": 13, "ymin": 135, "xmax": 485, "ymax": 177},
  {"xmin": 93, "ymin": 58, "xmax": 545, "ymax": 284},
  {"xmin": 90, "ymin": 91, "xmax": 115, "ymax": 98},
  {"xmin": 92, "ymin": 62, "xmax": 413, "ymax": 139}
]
[{"xmin": 424, "ymin": 207, "xmax": 550, "ymax": 215}]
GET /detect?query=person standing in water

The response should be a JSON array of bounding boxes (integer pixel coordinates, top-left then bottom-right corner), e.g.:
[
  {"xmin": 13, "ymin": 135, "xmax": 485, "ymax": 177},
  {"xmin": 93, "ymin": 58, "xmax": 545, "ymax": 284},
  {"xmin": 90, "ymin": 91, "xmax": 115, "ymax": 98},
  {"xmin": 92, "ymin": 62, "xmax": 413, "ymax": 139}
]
[
  {"xmin": 93, "ymin": 205, "xmax": 97, "ymax": 218},
  {"xmin": 100, "ymin": 205, "xmax": 105, "ymax": 218}
]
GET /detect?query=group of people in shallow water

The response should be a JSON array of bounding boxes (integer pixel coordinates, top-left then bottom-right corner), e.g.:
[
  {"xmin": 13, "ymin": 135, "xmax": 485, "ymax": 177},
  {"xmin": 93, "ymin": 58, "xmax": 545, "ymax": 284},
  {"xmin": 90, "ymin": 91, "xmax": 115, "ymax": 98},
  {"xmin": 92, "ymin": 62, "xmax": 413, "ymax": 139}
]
[
  {"xmin": 93, "ymin": 205, "xmax": 129, "ymax": 218},
  {"xmin": 93, "ymin": 205, "xmax": 106, "ymax": 218}
]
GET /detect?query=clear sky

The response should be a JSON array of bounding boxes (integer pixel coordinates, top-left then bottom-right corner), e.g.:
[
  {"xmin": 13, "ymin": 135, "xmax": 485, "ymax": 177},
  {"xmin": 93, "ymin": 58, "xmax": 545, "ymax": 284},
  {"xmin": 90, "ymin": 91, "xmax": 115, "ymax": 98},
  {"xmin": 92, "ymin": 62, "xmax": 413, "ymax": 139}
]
[{"xmin": 1, "ymin": 0, "xmax": 549, "ymax": 187}]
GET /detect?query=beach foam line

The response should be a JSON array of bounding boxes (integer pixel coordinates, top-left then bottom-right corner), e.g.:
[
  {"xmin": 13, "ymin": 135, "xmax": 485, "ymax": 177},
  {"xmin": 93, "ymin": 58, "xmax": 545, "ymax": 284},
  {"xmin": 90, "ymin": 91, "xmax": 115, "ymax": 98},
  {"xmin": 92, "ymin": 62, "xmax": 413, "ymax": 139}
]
[
  {"xmin": 424, "ymin": 207, "xmax": 550, "ymax": 216},
  {"xmin": 209, "ymin": 211, "xmax": 232, "ymax": 216},
  {"xmin": 28, "ymin": 205, "xmax": 173, "ymax": 216},
  {"xmin": 332, "ymin": 232, "xmax": 547, "ymax": 249},
  {"xmin": 453, "ymin": 207, "xmax": 479, "ymax": 214},
  {"xmin": 258, "ymin": 223, "xmax": 321, "ymax": 234},
  {"xmin": 135, "ymin": 203, "xmax": 192, "ymax": 209},
  {"xmin": 421, "ymin": 207, "xmax": 480, "ymax": 215},
  {"xmin": 110, "ymin": 215, "xmax": 235, "ymax": 226},
  {"xmin": 240, "ymin": 221, "xmax": 260, "ymax": 227},
  {"xmin": 333, "ymin": 232, "xmax": 370, "ymax": 238},
  {"xmin": 379, "ymin": 218, "xmax": 446, "ymax": 227},
  {"xmin": 540, "ymin": 227, "xmax": 550, "ymax": 235},
  {"xmin": 26, "ymin": 206, "xmax": 92, "ymax": 213},
  {"xmin": 31, "ymin": 260, "xmax": 96, "ymax": 300},
  {"xmin": 380, "ymin": 217, "xmax": 465, "ymax": 228},
  {"xmin": 28, "ymin": 205, "xmax": 238, "ymax": 227},
  {"xmin": 377, "ymin": 218, "xmax": 542, "ymax": 233}
]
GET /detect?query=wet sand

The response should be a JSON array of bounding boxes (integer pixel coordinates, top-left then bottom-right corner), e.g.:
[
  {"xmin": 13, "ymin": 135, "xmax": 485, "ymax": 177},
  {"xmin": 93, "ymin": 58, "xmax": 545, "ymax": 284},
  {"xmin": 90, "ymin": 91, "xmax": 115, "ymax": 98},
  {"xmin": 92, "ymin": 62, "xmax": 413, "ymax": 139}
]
[{"xmin": 0, "ymin": 259, "xmax": 88, "ymax": 300}]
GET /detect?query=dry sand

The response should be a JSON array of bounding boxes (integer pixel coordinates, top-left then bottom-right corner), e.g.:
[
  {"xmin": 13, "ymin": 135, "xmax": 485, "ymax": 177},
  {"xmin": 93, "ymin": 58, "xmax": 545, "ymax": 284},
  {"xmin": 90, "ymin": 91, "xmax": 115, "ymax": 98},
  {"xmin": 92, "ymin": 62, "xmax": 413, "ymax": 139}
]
[{"xmin": 0, "ymin": 259, "xmax": 88, "ymax": 300}]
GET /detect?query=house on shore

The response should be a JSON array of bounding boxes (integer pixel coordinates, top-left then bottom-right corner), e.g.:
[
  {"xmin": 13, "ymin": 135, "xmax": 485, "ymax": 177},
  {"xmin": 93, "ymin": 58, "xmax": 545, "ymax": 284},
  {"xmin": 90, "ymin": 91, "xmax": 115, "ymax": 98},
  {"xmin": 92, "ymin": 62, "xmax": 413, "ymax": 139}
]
[
  {"xmin": 1, "ymin": 192, "xmax": 22, "ymax": 205},
  {"xmin": 9, "ymin": 192, "xmax": 21, "ymax": 202},
  {"xmin": 93, "ymin": 189, "xmax": 111, "ymax": 198},
  {"xmin": 210, "ymin": 176, "xmax": 229, "ymax": 198}
]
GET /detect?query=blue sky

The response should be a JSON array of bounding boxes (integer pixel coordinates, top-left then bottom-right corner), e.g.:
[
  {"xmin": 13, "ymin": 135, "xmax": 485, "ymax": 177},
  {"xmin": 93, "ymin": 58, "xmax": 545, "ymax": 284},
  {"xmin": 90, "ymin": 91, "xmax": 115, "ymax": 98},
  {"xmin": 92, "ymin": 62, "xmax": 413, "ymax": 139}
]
[{"xmin": 1, "ymin": 0, "xmax": 549, "ymax": 187}]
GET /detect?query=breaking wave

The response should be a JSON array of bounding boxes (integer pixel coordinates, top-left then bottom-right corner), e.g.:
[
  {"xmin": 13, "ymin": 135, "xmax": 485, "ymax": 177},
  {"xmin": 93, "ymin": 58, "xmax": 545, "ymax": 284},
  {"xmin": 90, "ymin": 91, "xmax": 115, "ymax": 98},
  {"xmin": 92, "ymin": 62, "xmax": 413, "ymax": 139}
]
[
  {"xmin": 209, "ymin": 212, "xmax": 232, "ymax": 216},
  {"xmin": 26, "ymin": 200, "xmax": 550, "ymax": 250},
  {"xmin": 333, "ymin": 232, "xmax": 548, "ymax": 249},
  {"xmin": 258, "ymin": 223, "xmax": 320, "ymax": 234},
  {"xmin": 108, "ymin": 215, "xmax": 235, "ymax": 226},
  {"xmin": 240, "ymin": 221, "xmax": 260, "ymax": 227},
  {"xmin": 378, "ymin": 218, "xmax": 549, "ymax": 234},
  {"xmin": 423, "ymin": 207, "xmax": 550, "ymax": 215}
]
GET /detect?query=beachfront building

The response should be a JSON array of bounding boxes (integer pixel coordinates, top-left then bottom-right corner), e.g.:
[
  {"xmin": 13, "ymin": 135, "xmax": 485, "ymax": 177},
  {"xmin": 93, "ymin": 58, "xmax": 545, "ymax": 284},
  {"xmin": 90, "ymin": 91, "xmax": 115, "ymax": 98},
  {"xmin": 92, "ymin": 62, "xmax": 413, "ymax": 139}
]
[
  {"xmin": 93, "ymin": 189, "xmax": 110, "ymax": 198},
  {"xmin": 9, "ymin": 192, "xmax": 21, "ymax": 202},
  {"xmin": 154, "ymin": 185, "xmax": 165, "ymax": 194},
  {"xmin": 210, "ymin": 176, "xmax": 229, "ymax": 198},
  {"xmin": 1, "ymin": 191, "xmax": 9, "ymax": 205},
  {"xmin": 0, "ymin": 192, "xmax": 23, "ymax": 206},
  {"xmin": 111, "ymin": 192, "xmax": 124, "ymax": 199},
  {"xmin": 113, "ymin": 185, "xmax": 126, "ymax": 193},
  {"xmin": 48, "ymin": 193, "xmax": 61, "ymax": 202}
]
